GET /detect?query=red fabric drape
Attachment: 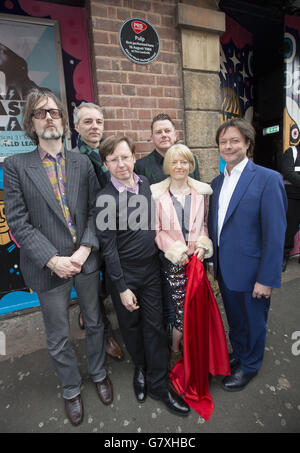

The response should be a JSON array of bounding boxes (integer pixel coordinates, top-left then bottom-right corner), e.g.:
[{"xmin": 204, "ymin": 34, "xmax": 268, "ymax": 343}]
[{"xmin": 169, "ymin": 256, "xmax": 230, "ymax": 421}]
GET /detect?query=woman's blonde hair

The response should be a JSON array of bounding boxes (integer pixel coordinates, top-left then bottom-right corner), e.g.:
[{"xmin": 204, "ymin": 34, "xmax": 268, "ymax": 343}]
[{"xmin": 163, "ymin": 143, "xmax": 195, "ymax": 175}]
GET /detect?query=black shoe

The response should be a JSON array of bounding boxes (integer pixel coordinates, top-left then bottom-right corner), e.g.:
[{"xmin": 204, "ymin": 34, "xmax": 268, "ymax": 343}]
[
  {"xmin": 148, "ymin": 387, "xmax": 190, "ymax": 416},
  {"xmin": 222, "ymin": 367, "xmax": 257, "ymax": 392},
  {"xmin": 133, "ymin": 367, "xmax": 147, "ymax": 403},
  {"xmin": 229, "ymin": 353, "xmax": 240, "ymax": 370},
  {"xmin": 64, "ymin": 395, "xmax": 84, "ymax": 426}
]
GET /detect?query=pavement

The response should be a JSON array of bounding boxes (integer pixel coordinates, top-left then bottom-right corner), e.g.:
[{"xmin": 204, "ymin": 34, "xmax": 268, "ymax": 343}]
[{"xmin": 0, "ymin": 256, "xmax": 299, "ymax": 435}]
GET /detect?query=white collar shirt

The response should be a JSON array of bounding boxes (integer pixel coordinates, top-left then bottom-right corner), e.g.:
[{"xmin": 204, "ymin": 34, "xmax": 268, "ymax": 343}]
[{"xmin": 217, "ymin": 157, "xmax": 248, "ymax": 245}]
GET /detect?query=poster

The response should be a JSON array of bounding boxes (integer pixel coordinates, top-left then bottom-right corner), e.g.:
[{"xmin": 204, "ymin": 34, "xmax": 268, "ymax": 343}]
[
  {"xmin": 283, "ymin": 16, "xmax": 300, "ymax": 257},
  {"xmin": 0, "ymin": 13, "xmax": 68, "ymax": 159},
  {"xmin": 219, "ymin": 15, "xmax": 254, "ymax": 172},
  {"xmin": 0, "ymin": 1, "xmax": 95, "ymax": 315}
]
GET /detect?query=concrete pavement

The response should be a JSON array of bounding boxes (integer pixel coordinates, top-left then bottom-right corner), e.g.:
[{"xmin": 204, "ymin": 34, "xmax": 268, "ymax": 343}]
[{"xmin": 0, "ymin": 256, "xmax": 299, "ymax": 434}]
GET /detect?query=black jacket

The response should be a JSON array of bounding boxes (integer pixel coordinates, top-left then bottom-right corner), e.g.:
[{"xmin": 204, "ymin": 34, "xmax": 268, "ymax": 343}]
[
  {"xmin": 278, "ymin": 146, "xmax": 300, "ymax": 199},
  {"xmin": 134, "ymin": 149, "xmax": 201, "ymax": 184},
  {"xmin": 95, "ymin": 176, "xmax": 157, "ymax": 293}
]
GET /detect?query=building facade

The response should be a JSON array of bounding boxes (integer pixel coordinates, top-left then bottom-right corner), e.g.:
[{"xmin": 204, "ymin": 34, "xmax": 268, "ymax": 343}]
[{"xmin": 0, "ymin": 0, "xmax": 299, "ymax": 315}]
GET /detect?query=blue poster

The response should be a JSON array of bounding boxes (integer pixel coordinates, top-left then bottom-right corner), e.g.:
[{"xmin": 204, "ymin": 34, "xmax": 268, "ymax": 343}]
[{"xmin": 0, "ymin": 17, "xmax": 62, "ymax": 158}]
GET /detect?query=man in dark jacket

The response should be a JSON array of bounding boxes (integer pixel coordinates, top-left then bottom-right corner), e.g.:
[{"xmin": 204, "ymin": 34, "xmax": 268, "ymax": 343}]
[
  {"xmin": 134, "ymin": 113, "xmax": 200, "ymax": 183},
  {"xmin": 95, "ymin": 134, "xmax": 190, "ymax": 416},
  {"xmin": 277, "ymin": 145, "xmax": 300, "ymax": 270},
  {"xmin": 73, "ymin": 102, "xmax": 123, "ymax": 361}
]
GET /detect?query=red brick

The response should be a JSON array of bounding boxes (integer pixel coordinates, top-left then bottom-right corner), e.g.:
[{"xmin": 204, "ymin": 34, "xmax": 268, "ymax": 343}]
[
  {"xmin": 94, "ymin": 57, "xmax": 112, "ymax": 70},
  {"xmin": 130, "ymin": 97, "xmax": 157, "ymax": 108},
  {"xmin": 92, "ymin": 0, "xmax": 122, "ymax": 7},
  {"xmin": 92, "ymin": 18, "xmax": 121, "ymax": 32},
  {"xmin": 158, "ymin": 51, "xmax": 179, "ymax": 64},
  {"xmin": 104, "ymin": 119, "xmax": 132, "ymax": 130},
  {"xmin": 97, "ymin": 71, "xmax": 127, "ymax": 84},
  {"xmin": 100, "ymin": 96, "xmax": 130, "ymax": 107},
  {"xmin": 113, "ymin": 85, "xmax": 122, "ymax": 95},
  {"xmin": 97, "ymin": 84, "xmax": 113, "ymax": 95},
  {"xmin": 90, "ymin": 3, "xmax": 108, "ymax": 17},
  {"xmin": 128, "ymin": 73, "xmax": 156, "ymax": 86},
  {"xmin": 138, "ymin": 110, "xmax": 152, "ymax": 120},
  {"xmin": 94, "ymin": 44, "xmax": 122, "ymax": 58},
  {"xmin": 123, "ymin": 109, "xmax": 139, "ymax": 119},
  {"xmin": 130, "ymin": 120, "xmax": 150, "ymax": 130},
  {"xmin": 117, "ymin": 8, "xmax": 132, "ymax": 21},
  {"xmin": 93, "ymin": 31, "xmax": 110, "ymax": 44},
  {"xmin": 124, "ymin": 0, "xmax": 150, "ymax": 12},
  {"xmin": 151, "ymin": 87, "xmax": 164, "ymax": 97},
  {"xmin": 122, "ymin": 85, "xmax": 137, "ymax": 96},
  {"xmin": 136, "ymin": 86, "xmax": 151, "ymax": 97},
  {"xmin": 156, "ymin": 75, "xmax": 180, "ymax": 87},
  {"xmin": 158, "ymin": 98, "xmax": 183, "ymax": 110}
]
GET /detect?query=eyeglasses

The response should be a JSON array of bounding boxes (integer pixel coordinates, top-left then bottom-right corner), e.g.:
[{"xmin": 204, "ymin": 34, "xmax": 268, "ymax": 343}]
[
  {"xmin": 32, "ymin": 109, "xmax": 62, "ymax": 120},
  {"xmin": 106, "ymin": 155, "xmax": 133, "ymax": 165}
]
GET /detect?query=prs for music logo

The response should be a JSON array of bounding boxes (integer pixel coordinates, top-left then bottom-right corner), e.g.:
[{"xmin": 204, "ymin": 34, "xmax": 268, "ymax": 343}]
[{"xmin": 131, "ymin": 20, "xmax": 147, "ymax": 34}]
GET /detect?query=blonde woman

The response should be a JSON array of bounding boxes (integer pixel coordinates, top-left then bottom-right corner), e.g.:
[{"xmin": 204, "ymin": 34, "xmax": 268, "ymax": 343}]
[{"xmin": 150, "ymin": 144, "xmax": 213, "ymax": 366}]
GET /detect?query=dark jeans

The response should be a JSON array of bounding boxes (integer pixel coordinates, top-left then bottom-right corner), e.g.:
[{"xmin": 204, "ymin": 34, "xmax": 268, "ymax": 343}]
[{"xmin": 38, "ymin": 271, "xmax": 106, "ymax": 399}]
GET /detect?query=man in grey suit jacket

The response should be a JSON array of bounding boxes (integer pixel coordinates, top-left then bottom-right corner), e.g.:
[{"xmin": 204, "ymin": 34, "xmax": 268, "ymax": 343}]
[{"xmin": 3, "ymin": 88, "xmax": 113, "ymax": 426}]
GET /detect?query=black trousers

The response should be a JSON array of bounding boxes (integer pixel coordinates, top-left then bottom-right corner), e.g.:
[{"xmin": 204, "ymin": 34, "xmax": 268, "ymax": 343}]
[
  {"xmin": 108, "ymin": 256, "xmax": 169, "ymax": 395},
  {"xmin": 284, "ymin": 197, "xmax": 300, "ymax": 255}
]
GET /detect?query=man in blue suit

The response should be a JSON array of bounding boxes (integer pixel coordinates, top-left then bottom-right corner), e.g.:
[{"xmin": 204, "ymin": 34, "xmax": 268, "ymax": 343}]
[{"xmin": 208, "ymin": 118, "xmax": 287, "ymax": 391}]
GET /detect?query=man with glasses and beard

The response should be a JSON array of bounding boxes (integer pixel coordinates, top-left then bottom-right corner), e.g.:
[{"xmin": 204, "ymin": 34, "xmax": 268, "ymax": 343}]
[{"xmin": 3, "ymin": 88, "xmax": 113, "ymax": 426}]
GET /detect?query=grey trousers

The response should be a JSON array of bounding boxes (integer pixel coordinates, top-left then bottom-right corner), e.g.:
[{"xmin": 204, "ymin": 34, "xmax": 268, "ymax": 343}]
[{"xmin": 38, "ymin": 271, "xmax": 106, "ymax": 399}]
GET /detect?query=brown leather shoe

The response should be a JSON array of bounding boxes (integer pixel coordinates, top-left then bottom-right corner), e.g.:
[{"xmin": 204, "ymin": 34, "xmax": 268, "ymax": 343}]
[
  {"xmin": 95, "ymin": 375, "xmax": 113, "ymax": 405},
  {"xmin": 106, "ymin": 337, "xmax": 124, "ymax": 361},
  {"xmin": 64, "ymin": 395, "xmax": 83, "ymax": 426}
]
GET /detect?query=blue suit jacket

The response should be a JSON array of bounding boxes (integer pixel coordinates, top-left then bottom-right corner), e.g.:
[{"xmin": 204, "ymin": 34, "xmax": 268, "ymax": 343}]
[{"xmin": 208, "ymin": 160, "xmax": 287, "ymax": 292}]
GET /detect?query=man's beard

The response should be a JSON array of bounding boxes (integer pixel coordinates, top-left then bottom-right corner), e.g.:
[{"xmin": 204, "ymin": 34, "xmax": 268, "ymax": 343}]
[{"xmin": 37, "ymin": 126, "xmax": 63, "ymax": 140}]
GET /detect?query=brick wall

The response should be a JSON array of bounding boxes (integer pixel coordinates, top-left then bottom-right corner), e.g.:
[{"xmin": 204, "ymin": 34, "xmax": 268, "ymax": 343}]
[{"xmin": 89, "ymin": 0, "xmax": 183, "ymax": 158}]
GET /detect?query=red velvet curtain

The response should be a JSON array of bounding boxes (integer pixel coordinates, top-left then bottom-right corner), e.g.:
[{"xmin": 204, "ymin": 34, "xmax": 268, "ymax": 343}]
[{"xmin": 170, "ymin": 256, "xmax": 230, "ymax": 421}]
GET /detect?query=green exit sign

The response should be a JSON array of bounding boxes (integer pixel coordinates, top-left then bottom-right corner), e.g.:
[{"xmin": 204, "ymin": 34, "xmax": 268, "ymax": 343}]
[{"xmin": 263, "ymin": 125, "xmax": 280, "ymax": 136}]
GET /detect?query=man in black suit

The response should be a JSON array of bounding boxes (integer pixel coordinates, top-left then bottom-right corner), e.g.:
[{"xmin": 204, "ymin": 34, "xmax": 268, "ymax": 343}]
[
  {"xmin": 95, "ymin": 134, "xmax": 190, "ymax": 416},
  {"xmin": 134, "ymin": 113, "xmax": 200, "ymax": 183}
]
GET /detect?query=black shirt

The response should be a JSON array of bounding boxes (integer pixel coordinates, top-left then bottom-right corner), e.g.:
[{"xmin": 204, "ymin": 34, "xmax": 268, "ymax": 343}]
[
  {"xmin": 95, "ymin": 176, "xmax": 157, "ymax": 293},
  {"xmin": 134, "ymin": 149, "xmax": 201, "ymax": 184}
]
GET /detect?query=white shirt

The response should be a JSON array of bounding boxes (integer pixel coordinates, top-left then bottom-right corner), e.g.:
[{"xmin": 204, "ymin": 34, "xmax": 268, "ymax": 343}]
[{"xmin": 217, "ymin": 157, "xmax": 248, "ymax": 245}]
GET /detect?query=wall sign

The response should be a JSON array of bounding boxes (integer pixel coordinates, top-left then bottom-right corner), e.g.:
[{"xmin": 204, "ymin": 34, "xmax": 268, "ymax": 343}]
[{"xmin": 119, "ymin": 18, "xmax": 160, "ymax": 65}]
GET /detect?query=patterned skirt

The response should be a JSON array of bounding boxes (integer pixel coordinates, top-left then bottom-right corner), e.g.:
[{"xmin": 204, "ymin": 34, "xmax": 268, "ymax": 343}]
[{"xmin": 163, "ymin": 262, "xmax": 187, "ymax": 332}]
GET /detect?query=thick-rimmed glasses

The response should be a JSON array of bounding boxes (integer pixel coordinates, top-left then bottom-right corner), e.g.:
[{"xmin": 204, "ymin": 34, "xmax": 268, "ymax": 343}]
[{"xmin": 32, "ymin": 109, "xmax": 62, "ymax": 120}]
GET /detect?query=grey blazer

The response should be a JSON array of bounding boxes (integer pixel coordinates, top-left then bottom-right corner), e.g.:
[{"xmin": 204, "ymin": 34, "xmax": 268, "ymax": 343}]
[{"xmin": 3, "ymin": 148, "xmax": 100, "ymax": 293}]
